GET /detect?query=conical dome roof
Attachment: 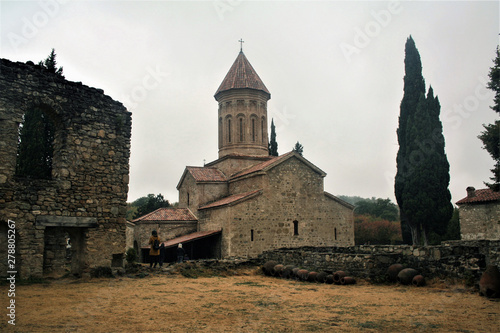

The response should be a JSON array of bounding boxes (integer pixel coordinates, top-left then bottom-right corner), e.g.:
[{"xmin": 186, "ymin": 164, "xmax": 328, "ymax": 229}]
[{"xmin": 215, "ymin": 51, "xmax": 270, "ymax": 99}]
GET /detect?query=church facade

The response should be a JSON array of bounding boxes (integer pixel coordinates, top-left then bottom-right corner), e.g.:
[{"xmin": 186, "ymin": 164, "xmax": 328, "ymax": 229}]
[{"xmin": 136, "ymin": 50, "xmax": 354, "ymax": 260}]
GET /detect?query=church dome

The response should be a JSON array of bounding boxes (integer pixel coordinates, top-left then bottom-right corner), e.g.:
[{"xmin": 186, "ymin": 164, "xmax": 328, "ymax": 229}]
[{"xmin": 214, "ymin": 51, "xmax": 270, "ymax": 100}]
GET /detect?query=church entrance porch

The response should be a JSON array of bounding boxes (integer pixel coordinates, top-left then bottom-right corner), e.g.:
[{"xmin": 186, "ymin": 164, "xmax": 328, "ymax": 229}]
[{"xmin": 141, "ymin": 230, "xmax": 222, "ymax": 264}]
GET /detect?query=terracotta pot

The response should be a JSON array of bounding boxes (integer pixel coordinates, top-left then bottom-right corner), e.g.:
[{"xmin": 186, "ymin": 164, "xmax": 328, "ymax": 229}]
[
  {"xmin": 307, "ymin": 271, "xmax": 318, "ymax": 283},
  {"xmin": 292, "ymin": 267, "xmax": 301, "ymax": 280},
  {"xmin": 316, "ymin": 272, "xmax": 328, "ymax": 283},
  {"xmin": 325, "ymin": 274, "xmax": 334, "ymax": 284},
  {"xmin": 273, "ymin": 264, "xmax": 285, "ymax": 277},
  {"xmin": 282, "ymin": 265, "xmax": 296, "ymax": 279},
  {"xmin": 333, "ymin": 271, "xmax": 346, "ymax": 284},
  {"xmin": 387, "ymin": 264, "xmax": 404, "ymax": 282},
  {"xmin": 479, "ymin": 265, "xmax": 500, "ymax": 298},
  {"xmin": 262, "ymin": 261, "xmax": 278, "ymax": 276},
  {"xmin": 297, "ymin": 269, "xmax": 309, "ymax": 281},
  {"xmin": 412, "ymin": 274, "xmax": 426, "ymax": 287},
  {"xmin": 340, "ymin": 276, "xmax": 356, "ymax": 285},
  {"xmin": 397, "ymin": 268, "xmax": 418, "ymax": 285}
]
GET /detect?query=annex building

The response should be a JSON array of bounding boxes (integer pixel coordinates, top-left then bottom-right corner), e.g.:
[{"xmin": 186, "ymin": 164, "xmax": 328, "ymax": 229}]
[{"xmin": 133, "ymin": 50, "xmax": 354, "ymax": 261}]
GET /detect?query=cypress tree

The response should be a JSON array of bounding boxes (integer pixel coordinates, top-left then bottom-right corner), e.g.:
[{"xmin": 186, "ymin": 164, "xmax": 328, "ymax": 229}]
[
  {"xmin": 478, "ymin": 46, "xmax": 500, "ymax": 191},
  {"xmin": 395, "ymin": 36, "xmax": 426, "ymax": 244},
  {"xmin": 401, "ymin": 87, "xmax": 453, "ymax": 245},
  {"xmin": 268, "ymin": 118, "xmax": 278, "ymax": 156}
]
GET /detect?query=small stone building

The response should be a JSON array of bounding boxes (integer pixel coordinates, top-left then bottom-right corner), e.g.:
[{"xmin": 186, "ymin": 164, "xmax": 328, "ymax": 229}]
[
  {"xmin": 136, "ymin": 50, "xmax": 354, "ymax": 260},
  {"xmin": 0, "ymin": 59, "xmax": 131, "ymax": 278},
  {"xmin": 456, "ymin": 186, "xmax": 500, "ymax": 240}
]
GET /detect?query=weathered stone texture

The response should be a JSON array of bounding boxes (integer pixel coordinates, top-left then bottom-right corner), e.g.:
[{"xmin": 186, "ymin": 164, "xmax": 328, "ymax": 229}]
[
  {"xmin": 199, "ymin": 156, "xmax": 354, "ymax": 258},
  {"xmin": 460, "ymin": 202, "xmax": 500, "ymax": 240},
  {"xmin": 0, "ymin": 59, "xmax": 131, "ymax": 278},
  {"xmin": 258, "ymin": 240, "xmax": 500, "ymax": 282}
]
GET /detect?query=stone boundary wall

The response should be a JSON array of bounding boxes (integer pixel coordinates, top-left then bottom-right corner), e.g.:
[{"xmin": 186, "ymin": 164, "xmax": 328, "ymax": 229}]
[{"xmin": 257, "ymin": 240, "xmax": 500, "ymax": 282}]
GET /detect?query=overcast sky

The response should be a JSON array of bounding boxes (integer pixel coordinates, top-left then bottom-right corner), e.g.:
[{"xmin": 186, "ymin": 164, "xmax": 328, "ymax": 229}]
[{"xmin": 1, "ymin": 1, "xmax": 499, "ymax": 205}]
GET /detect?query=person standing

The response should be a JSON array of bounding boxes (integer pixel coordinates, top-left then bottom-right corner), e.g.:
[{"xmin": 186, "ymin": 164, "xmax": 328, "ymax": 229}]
[
  {"xmin": 177, "ymin": 243, "xmax": 185, "ymax": 263},
  {"xmin": 149, "ymin": 230, "xmax": 161, "ymax": 268}
]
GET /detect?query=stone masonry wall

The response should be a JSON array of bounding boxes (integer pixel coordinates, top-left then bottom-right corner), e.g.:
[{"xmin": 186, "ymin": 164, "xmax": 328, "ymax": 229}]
[
  {"xmin": 258, "ymin": 240, "xmax": 500, "ymax": 282},
  {"xmin": 460, "ymin": 202, "xmax": 500, "ymax": 240},
  {"xmin": 199, "ymin": 157, "xmax": 354, "ymax": 258},
  {"xmin": 0, "ymin": 59, "xmax": 131, "ymax": 278}
]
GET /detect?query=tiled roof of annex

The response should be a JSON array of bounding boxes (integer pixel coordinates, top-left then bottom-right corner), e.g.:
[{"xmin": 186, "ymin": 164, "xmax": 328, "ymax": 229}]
[
  {"xmin": 132, "ymin": 208, "xmax": 197, "ymax": 223},
  {"xmin": 215, "ymin": 51, "xmax": 270, "ymax": 97},
  {"xmin": 199, "ymin": 189, "xmax": 262, "ymax": 210},
  {"xmin": 186, "ymin": 166, "xmax": 227, "ymax": 182},
  {"xmin": 456, "ymin": 188, "xmax": 500, "ymax": 205}
]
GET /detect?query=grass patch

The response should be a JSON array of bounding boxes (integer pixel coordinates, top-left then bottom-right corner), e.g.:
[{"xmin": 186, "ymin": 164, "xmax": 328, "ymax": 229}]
[{"xmin": 235, "ymin": 281, "xmax": 267, "ymax": 287}]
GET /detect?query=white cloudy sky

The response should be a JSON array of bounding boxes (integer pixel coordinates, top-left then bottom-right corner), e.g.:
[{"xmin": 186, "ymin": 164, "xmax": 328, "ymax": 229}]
[{"xmin": 1, "ymin": 1, "xmax": 498, "ymax": 205}]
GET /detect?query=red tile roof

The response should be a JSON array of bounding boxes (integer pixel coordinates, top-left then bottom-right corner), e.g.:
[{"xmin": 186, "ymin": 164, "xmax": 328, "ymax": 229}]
[
  {"xmin": 133, "ymin": 208, "xmax": 198, "ymax": 223},
  {"xmin": 456, "ymin": 188, "xmax": 500, "ymax": 205},
  {"xmin": 141, "ymin": 229, "xmax": 221, "ymax": 249},
  {"xmin": 186, "ymin": 167, "xmax": 227, "ymax": 182},
  {"xmin": 229, "ymin": 151, "xmax": 326, "ymax": 180},
  {"xmin": 199, "ymin": 189, "xmax": 262, "ymax": 210},
  {"xmin": 214, "ymin": 51, "xmax": 270, "ymax": 98},
  {"xmin": 230, "ymin": 152, "xmax": 293, "ymax": 179}
]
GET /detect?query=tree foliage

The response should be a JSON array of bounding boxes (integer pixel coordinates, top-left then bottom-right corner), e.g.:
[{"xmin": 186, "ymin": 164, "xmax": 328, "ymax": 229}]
[
  {"xmin": 395, "ymin": 36, "xmax": 453, "ymax": 245},
  {"xmin": 354, "ymin": 215, "xmax": 402, "ymax": 245},
  {"xmin": 133, "ymin": 193, "xmax": 170, "ymax": 219},
  {"xmin": 268, "ymin": 118, "xmax": 278, "ymax": 156},
  {"xmin": 292, "ymin": 141, "xmax": 303, "ymax": 156},
  {"xmin": 15, "ymin": 106, "xmax": 55, "ymax": 179},
  {"xmin": 38, "ymin": 48, "xmax": 64, "ymax": 77},
  {"xmin": 354, "ymin": 198, "xmax": 399, "ymax": 221},
  {"xmin": 478, "ymin": 46, "xmax": 500, "ymax": 191}
]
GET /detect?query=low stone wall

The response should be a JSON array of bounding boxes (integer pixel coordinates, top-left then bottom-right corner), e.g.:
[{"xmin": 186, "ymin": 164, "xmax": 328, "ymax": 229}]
[{"xmin": 257, "ymin": 240, "xmax": 500, "ymax": 282}]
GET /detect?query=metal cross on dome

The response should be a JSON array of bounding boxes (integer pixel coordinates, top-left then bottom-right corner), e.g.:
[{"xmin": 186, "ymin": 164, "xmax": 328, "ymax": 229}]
[{"xmin": 239, "ymin": 39, "xmax": 244, "ymax": 52}]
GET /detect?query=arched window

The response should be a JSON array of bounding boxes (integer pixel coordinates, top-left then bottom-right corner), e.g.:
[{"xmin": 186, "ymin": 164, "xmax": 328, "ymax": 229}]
[
  {"xmin": 261, "ymin": 117, "xmax": 266, "ymax": 144},
  {"xmin": 16, "ymin": 105, "xmax": 55, "ymax": 179},
  {"xmin": 251, "ymin": 118, "xmax": 256, "ymax": 142},
  {"xmin": 251, "ymin": 229, "xmax": 254, "ymax": 242},
  {"xmin": 218, "ymin": 117, "xmax": 223, "ymax": 148},
  {"xmin": 187, "ymin": 192, "xmax": 190, "ymax": 206},
  {"xmin": 334, "ymin": 227, "xmax": 337, "ymax": 240},
  {"xmin": 227, "ymin": 118, "xmax": 232, "ymax": 143},
  {"xmin": 239, "ymin": 117, "xmax": 244, "ymax": 142},
  {"xmin": 293, "ymin": 220, "xmax": 299, "ymax": 236}
]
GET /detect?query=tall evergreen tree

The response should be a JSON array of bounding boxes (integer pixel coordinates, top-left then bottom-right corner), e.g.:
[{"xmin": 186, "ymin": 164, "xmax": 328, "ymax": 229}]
[
  {"xmin": 401, "ymin": 87, "xmax": 453, "ymax": 245},
  {"xmin": 292, "ymin": 141, "xmax": 303, "ymax": 156},
  {"xmin": 134, "ymin": 193, "xmax": 170, "ymax": 219},
  {"xmin": 38, "ymin": 48, "xmax": 64, "ymax": 77},
  {"xmin": 478, "ymin": 46, "xmax": 500, "ymax": 191},
  {"xmin": 395, "ymin": 36, "xmax": 426, "ymax": 244},
  {"xmin": 395, "ymin": 36, "xmax": 452, "ymax": 245},
  {"xmin": 16, "ymin": 106, "xmax": 55, "ymax": 179},
  {"xmin": 268, "ymin": 118, "xmax": 278, "ymax": 156}
]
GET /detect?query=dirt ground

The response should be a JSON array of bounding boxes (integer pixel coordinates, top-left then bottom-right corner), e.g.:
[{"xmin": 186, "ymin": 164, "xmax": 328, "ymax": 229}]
[{"xmin": 1, "ymin": 264, "xmax": 499, "ymax": 332}]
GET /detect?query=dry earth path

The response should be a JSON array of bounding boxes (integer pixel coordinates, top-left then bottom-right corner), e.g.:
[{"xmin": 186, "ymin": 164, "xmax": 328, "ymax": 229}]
[{"xmin": 1, "ymin": 266, "xmax": 499, "ymax": 332}]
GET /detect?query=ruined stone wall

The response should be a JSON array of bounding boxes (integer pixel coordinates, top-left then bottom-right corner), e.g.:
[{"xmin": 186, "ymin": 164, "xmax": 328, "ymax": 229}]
[
  {"xmin": 0, "ymin": 59, "xmax": 131, "ymax": 278},
  {"xmin": 459, "ymin": 202, "xmax": 500, "ymax": 240},
  {"xmin": 258, "ymin": 240, "xmax": 500, "ymax": 282},
  {"xmin": 199, "ymin": 157, "xmax": 354, "ymax": 258}
]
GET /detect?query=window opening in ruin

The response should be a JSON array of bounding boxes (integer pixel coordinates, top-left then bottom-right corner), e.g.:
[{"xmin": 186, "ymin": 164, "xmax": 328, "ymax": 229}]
[
  {"xmin": 251, "ymin": 229, "xmax": 254, "ymax": 241},
  {"xmin": 16, "ymin": 106, "xmax": 55, "ymax": 179},
  {"xmin": 334, "ymin": 227, "xmax": 337, "ymax": 240},
  {"xmin": 293, "ymin": 220, "xmax": 299, "ymax": 236}
]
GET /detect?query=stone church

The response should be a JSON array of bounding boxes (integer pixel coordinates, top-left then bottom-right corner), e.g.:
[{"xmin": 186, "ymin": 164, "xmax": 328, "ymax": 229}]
[{"xmin": 134, "ymin": 50, "xmax": 354, "ymax": 261}]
